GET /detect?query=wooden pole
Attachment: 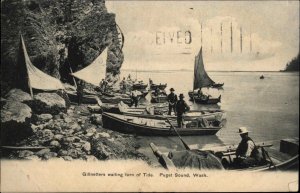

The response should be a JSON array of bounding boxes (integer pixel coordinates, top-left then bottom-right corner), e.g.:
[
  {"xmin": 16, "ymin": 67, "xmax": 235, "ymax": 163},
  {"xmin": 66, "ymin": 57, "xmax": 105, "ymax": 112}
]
[
  {"xmin": 68, "ymin": 60, "xmax": 77, "ymax": 88},
  {"xmin": 221, "ymin": 23, "xmax": 223, "ymax": 53},
  {"xmin": 230, "ymin": 22, "xmax": 233, "ymax": 53}
]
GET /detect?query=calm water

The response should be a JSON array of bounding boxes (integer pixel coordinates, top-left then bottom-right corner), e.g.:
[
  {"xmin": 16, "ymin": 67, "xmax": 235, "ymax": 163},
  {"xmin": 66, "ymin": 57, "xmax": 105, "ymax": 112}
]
[{"xmin": 120, "ymin": 71, "xmax": 299, "ymax": 161}]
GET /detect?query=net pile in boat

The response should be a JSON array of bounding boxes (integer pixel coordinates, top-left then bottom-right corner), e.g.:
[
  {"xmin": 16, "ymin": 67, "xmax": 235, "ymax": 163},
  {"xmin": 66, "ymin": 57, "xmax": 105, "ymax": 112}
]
[{"xmin": 168, "ymin": 149, "xmax": 224, "ymax": 170}]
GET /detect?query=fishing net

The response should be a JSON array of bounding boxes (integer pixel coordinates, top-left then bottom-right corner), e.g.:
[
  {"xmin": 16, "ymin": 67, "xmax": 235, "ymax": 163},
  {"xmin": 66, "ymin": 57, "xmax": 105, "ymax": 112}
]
[{"xmin": 168, "ymin": 149, "xmax": 224, "ymax": 170}]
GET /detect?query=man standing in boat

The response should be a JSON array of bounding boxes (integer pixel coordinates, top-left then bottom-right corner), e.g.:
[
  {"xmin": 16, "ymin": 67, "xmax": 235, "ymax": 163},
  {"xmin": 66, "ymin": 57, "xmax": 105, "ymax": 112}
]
[
  {"xmin": 167, "ymin": 88, "xmax": 178, "ymax": 115},
  {"xmin": 99, "ymin": 78, "xmax": 108, "ymax": 93},
  {"xmin": 176, "ymin": 94, "xmax": 190, "ymax": 128},
  {"xmin": 130, "ymin": 88, "xmax": 142, "ymax": 107},
  {"xmin": 234, "ymin": 127, "xmax": 263, "ymax": 168},
  {"xmin": 76, "ymin": 80, "xmax": 84, "ymax": 105}
]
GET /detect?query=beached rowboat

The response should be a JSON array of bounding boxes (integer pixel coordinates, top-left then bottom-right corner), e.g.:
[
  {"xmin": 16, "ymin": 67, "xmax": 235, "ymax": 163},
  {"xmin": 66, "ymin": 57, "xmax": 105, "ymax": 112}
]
[{"xmin": 102, "ymin": 112, "xmax": 223, "ymax": 136}]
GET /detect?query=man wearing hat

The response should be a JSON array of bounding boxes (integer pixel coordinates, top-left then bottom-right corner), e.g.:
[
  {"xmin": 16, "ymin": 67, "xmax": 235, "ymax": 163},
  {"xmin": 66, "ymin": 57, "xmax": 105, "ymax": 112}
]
[
  {"xmin": 167, "ymin": 88, "xmax": 178, "ymax": 115},
  {"xmin": 234, "ymin": 127, "xmax": 262, "ymax": 168},
  {"xmin": 176, "ymin": 94, "xmax": 190, "ymax": 128}
]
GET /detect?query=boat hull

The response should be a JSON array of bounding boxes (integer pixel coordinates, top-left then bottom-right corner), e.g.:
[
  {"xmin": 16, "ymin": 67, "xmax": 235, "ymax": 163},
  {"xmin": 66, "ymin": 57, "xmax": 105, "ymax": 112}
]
[
  {"xmin": 150, "ymin": 84, "xmax": 167, "ymax": 90},
  {"xmin": 150, "ymin": 139, "xmax": 299, "ymax": 171},
  {"xmin": 67, "ymin": 91, "xmax": 100, "ymax": 104},
  {"xmin": 102, "ymin": 112, "xmax": 221, "ymax": 136},
  {"xmin": 133, "ymin": 84, "xmax": 148, "ymax": 90},
  {"xmin": 211, "ymin": 83, "xmax": 224, "ymax": 88},
  {"xmin": 188, "ymin": 92, "xmax": 221, "ymax": 104}
]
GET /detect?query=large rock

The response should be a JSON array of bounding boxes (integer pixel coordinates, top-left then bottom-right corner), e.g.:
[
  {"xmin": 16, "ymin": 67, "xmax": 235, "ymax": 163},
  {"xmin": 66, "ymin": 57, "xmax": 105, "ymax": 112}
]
[
  {"xmin": 1, "ymin": 101, "xmax": 33, "ymax": 145},
  {"xmin": 5, "ymin": 89, "xmax": 32, "ymax": 103},
  {"xmin": 28, "ymin": 93, "xmax": 66, "ymax": 115},
  {"xmin": 1, "ymin": 0, "xmax": 123, "ymax": 92}
]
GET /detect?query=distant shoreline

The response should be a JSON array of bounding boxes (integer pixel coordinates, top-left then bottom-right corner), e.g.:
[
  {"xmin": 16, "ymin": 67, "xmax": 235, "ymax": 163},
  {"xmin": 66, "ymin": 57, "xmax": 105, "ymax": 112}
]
[{"xmin": 121, "ymin": 69, "xmax": 298, "ymax": 73}]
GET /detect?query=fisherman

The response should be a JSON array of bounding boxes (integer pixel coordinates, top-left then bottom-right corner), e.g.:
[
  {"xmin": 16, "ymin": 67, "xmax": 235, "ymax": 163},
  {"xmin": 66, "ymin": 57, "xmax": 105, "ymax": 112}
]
[
  {"xmin": 130, "ymin": 88, "xmax": 142, "ymax": 107},
  {"xmin": 234, "ymin": 127, "xmax": 263, "ymax": 168},
  {"xmin": 176, "ymin": 94, "xmax": 190, "ymax": 128},
  {"xmin": 76, "ymin": 80, "xmax": 84, "ymax": 105},
  {"xmin": 120, "ymin": 77, "xmax": 127, "ymax": 93},
  {"xmin": 99, "ymin": 78, "xmax": 108, "ymax": 93},
  {"xmin": 149, "ymin": 78, "xmax": 153, "ymax": 85},
  {"xmin": 154, "ymin": 87, "xmax": 160, "ymax": 96},
  {"xmin": 127, "ymin": 74, "xmax": 132, "ymax": 81},
  {"xmin": 167, "ymin": 88, "xmax": 178, "ymax": 115}
]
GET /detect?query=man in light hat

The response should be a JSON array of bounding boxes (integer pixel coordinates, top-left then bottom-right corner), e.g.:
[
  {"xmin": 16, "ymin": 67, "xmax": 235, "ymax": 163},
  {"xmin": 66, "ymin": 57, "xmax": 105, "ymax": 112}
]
[
  {"xmin": 176, "ymin": 94, "xmax": 190, "ymax": 128},
  {"xmin": 234, "ymin": 127, "xmax": 262, "ymax": 168},
  {"xmin": 167, "ymin": 88, "xmax": 178, "ymax": 115}
]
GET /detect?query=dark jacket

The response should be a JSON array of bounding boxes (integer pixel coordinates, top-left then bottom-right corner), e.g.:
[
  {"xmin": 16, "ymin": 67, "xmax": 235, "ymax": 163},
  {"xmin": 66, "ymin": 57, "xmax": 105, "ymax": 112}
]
[
  {"xmin": 176, "ymin": 100, "xmax": 190, "ymax": 116},
  {"xmin": 167, "ymin": 93, "xmax": 178, "ymax": 105},
  {"xmin": 236, "ymin": 136, "xmax": 260, "ymax": 160}
]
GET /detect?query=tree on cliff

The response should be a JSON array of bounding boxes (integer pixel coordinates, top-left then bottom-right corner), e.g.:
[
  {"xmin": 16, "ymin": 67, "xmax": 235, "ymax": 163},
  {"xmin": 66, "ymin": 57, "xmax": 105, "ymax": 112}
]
[{"xmin": 284, "ymin": 53, "xmax": 299, "ymax": 72}]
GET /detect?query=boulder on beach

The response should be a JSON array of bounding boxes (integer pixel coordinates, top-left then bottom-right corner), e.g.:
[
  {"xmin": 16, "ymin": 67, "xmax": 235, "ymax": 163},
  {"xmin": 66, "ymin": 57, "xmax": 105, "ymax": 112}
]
[
  {"xmin": 27, "ymin": 93, "xmax": 67, "ymax": 115},
  {"xmin": 5, "ymin": 88, "xmax": 32, "ymax": 103},
  {"xmin": 1, "ymin": 101, "xmax": 33, "ymax": 145}
]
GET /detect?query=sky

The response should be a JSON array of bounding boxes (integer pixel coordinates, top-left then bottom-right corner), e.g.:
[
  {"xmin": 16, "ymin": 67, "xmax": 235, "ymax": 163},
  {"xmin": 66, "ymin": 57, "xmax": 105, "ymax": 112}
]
[{"xmin": 106, "ymin": 1, "xmax": 299, "ymax": 71}]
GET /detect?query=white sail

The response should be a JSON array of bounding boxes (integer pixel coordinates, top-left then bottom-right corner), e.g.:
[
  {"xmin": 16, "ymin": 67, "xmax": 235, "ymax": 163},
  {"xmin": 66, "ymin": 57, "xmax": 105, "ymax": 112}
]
[
  {"xmin": 71, "ymin": 48, "xmax": 108, "ymax": 86},
  {"xmin": 20, "ymin": 35, "xmax": 64, "ymax": 91}
]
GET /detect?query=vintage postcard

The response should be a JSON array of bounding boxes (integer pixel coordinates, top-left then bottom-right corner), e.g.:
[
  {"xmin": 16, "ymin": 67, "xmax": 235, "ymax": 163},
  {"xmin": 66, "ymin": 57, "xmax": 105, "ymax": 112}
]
[{"xmin": 1, "ymin": 0, "xmax": 299, "ymax": 192}]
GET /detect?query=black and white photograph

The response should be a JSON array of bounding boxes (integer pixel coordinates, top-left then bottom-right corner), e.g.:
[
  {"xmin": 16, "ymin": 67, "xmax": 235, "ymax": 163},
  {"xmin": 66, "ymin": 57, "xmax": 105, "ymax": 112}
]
[{"xmin": 1, "ymin": 0, "xmax": 299, "ymax": 192}]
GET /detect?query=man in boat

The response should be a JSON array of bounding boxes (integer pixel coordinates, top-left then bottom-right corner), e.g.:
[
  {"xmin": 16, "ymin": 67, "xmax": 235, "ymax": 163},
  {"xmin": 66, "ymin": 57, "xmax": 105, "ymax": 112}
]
[
  {"xmin": 76, "ymin": 80, "xmax": 84, "ymax": 105},
  {"xmin": 167, "ymin": 88, "xmax": 178, "ymax": 115},
  {"xmin": 120, "ymin": 77, "xmax": 126, "ymax": 93},
  {"xmin": 130, "ymin": 88, "xmax": 142, "ymax": 107},
  {"xmin": 149, "ymin": 78, "xmax": 153, "ymax": 85},
  {"xmin": 99, "ymin": 79, "xmax": 108, "ymax": 93},
  {"xmin": 127, "ymin": 74, "xmax": 132, "ymax": 81},
  {"xmin": 176, "ymin": 94, "xmax": 190, "ymax": 128},
  {"xmin": 234, "ymin": 127, "xmax": 263, "ymax": 168}
]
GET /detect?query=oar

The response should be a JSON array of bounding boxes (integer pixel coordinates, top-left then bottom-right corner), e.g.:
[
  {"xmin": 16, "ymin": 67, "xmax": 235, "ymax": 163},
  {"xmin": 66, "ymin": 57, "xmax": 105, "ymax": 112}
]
[
  {"xmin": 261, "ymin": 147, "xmax": 277, "ymax": 170},
  {"xmin": 166, "ymin": 118, "xmax": 190, "ymax": 150}
]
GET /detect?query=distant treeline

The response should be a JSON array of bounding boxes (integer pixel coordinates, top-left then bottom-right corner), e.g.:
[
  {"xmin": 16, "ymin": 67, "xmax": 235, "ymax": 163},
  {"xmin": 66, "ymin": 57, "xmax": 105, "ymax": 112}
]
[{"xmin": 284, "ymin": 53, "xmax": 299, "ymax": 71}]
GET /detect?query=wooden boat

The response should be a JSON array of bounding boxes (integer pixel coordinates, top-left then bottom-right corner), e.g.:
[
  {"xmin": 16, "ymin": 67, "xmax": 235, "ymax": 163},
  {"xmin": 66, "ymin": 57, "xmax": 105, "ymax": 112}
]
[
  {"xmin": 188, "ymin": 92, "xmax": 221, "ymax": 104},
  {"xmin": 66, "ymin": 91, "xmax": 101, "ymax": 105},
  {"xmin": 151, "ymin": 91, "xmax": 168, "ymax": 103},
  {"xmin": 189, "ymin": 47, "xmax": 222, "ymax": 104},
  {"xmin": 132, "ymin": 82, "xmax": 148, "ymax": 90},
  {"xmin": 150, "ymin": 138, "xmax": 299, "ymax": 171},
  {"xmin": 102, "ymin": 112, "xmax": 223, "ymax": 136},
  {"xmin": 99, "ymin": 95, "xmax": 132, "ymax": 105},
  {"xmin": 211, "ymin": 83, "xmax": 224, "ymax": 88},
  {"xmin": 150, "ymin": 83, "xmax": 167, "ymax": 91},
  {"xmin": 118, "ymin": 101, "xmax": 226, "ymax": 123}
]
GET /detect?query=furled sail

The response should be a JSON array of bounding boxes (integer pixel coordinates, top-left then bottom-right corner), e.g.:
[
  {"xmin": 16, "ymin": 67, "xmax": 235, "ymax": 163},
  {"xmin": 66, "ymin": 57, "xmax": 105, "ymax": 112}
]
[
  {"xmin": 16, "ymin": 35, "xmax": 65, "ymax": 95},
  {"xmin": 193, "ymin": 48, "xmax": 215, "ymax": 90},
  {"xmin": 71, "ymin": 48, "xmax": 108, "ymax": 87}
]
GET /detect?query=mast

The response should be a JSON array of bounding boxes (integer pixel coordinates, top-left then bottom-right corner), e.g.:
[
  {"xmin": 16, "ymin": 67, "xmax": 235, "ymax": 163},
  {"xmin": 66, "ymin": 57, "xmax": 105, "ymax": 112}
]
[
  {"xmin": 230, "ymin": 22, "xmax": 233, "ymax": 53},
  {"xmin": 210, "ymin": 27, "xmax": 213, "ymax": 53},
  {"xmin": 220, "ymin": 23, "xmax": 223, "ymax": 53},
  {"xmin": 250, "ymin": 28, "xmax": 252, "ymax": 53},
  {"xmin": 240, "ymin": 26, "xmax": 243, "ymax": 53},
  {"xmin": 201, "ymin": 23, "xmax": 203, "ymax": 48}
]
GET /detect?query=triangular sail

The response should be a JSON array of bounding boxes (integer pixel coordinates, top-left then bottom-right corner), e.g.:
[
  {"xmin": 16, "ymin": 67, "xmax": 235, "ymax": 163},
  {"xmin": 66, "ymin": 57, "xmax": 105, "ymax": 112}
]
[
  {"xmin": 16, "ymin": 35, "xmax": 65, "ymax": 94},
  {"xmin": 193, "ymin": 48, "xmax": 215, "ymax": 90},
  {"xmin": 71, "ymin": 48, "xmax": 108, "ymax": 87}
]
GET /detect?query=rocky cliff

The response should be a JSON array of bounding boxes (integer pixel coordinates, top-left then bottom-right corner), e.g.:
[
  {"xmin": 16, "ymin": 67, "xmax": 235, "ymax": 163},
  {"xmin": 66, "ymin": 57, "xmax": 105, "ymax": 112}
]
[{"xmin": 1, "ymin": 0, "xmax": 124, "ymax": 95}]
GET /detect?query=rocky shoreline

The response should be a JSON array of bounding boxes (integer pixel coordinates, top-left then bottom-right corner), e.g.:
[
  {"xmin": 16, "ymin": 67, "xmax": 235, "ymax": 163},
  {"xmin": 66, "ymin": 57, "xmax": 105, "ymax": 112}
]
[{"xmin": 1, "ymin": 89, "xmax": 149, "ymax": 163}]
